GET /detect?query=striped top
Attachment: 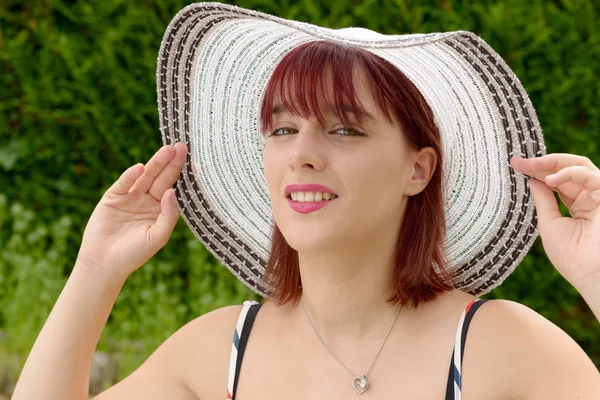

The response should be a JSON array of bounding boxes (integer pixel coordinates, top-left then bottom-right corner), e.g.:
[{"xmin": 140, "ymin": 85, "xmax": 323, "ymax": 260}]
[{"xmin": 226, "ymin": 298, "xmax": 488, "ymax": 399}]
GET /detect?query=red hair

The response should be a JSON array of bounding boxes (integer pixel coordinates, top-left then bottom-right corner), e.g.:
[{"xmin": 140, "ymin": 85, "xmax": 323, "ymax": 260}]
[{"xmin": 259, "ymin": 41, "xmax": 453, "ymax": 308}]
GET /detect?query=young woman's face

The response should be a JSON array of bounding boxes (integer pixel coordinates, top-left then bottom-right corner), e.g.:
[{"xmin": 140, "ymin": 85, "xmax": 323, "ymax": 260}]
[{"xmin": 263, "ymin": 67, "xmax": 421, "ymax": 254}]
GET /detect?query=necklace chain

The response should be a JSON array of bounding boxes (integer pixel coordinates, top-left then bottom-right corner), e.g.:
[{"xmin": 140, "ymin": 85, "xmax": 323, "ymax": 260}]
[{"xmin": 300, "ymin": 295, "xmax": 401, "ymax": 393}]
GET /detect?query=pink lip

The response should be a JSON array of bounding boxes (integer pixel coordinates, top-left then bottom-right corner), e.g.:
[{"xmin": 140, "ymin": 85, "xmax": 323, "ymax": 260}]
[
  {"xmin": 284, "ymin": 183, "xmax": 337, "ymax": 198},
  {"xmin": 287, "ymin": 198, "xmax": 335, "ymax": 214}
]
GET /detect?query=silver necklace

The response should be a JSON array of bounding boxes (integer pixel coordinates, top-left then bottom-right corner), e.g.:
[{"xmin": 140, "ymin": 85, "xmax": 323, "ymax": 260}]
[{"xmin": 300, "ymin": 295, "xmax": 402, "ymax": 395}]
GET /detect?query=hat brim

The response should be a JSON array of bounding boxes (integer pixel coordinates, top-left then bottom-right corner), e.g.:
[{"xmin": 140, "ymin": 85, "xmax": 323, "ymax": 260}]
[{"xmin": 157, "ymin": 2, "xmax": 545, "ymax": 297}]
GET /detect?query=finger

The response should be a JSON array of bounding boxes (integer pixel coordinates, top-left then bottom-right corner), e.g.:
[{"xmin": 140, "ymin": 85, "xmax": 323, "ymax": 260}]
[
  {"xmin": 545, "ymin": 165, "xmax": 600, "ymax": 190},
  {"xmin": 557, "ymin": 191, "xmax": 576, "ymax": 209},
  {"xmin": 510, "ymin": 154, "xmax": 600, "ymax": 181},
  {"xmin": 527, "ymin": 178, "xmax": 562, "ymax": 231},
  {"xmin": 109, "ymin": 163, "xmax": 145, "ymax": 195},
  {"xmin": 151, "ymin": 188, "xmax": 180, "ymax": 247},
  {"xmin": 130, "ymin": 145, "xmax": 176, "ymax": 195},
  {"xmin": 148, "ymin": 142, "xmax": 188, "ymax": 201},
  {"xmin": 511, "ymin": 155, "xmax": 597, "ymax": 201}
]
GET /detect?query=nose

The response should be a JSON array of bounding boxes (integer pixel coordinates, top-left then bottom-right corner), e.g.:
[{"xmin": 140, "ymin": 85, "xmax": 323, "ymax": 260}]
[{"xmin": 288, "ymin": 125, "xmax": 327, "ymax": 172}]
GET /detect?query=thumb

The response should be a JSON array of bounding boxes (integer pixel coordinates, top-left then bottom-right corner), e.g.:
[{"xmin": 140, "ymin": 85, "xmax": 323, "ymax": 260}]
[
  {"xmin": 153, "ymin": 188, "xmax": 180, "ymax": 245},
  {"xmin": 527, "ymin": 178, "xmax": 561, "ymax": 232}
]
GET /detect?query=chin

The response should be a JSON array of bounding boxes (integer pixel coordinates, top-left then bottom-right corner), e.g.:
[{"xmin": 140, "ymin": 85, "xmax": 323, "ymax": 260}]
[
  {"xmin": 285, "ymin": 239, "xmax": 334, "ymax": 254},
  {"xmin": 279, "ymin": 226, "xmax": 342, "ymax": 253}
]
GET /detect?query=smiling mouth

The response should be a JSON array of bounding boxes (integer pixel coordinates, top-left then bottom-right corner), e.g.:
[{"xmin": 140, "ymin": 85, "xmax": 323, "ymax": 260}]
[{"xmin": 287, "ymin": 192, "xmax": 339, "ymax": 202}]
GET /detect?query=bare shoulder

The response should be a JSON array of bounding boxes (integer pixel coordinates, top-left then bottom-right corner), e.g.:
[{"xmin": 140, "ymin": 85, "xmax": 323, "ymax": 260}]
[
  {"xmin": 95, "ymin": 303, "xmax": 245, "ymax": 400},
  {"xmin": 172, "ymin": 304, "xmax": 246, "ymax": 398},
  {"xmin": 465, "ymin": 299, "xmax": 600, "ymax": 400}
]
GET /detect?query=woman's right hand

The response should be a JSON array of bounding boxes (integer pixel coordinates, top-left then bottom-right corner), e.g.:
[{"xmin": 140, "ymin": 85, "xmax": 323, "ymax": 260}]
[{"xmin": 75, "ymin": 142, "xmax": 188, "ymax": 281}]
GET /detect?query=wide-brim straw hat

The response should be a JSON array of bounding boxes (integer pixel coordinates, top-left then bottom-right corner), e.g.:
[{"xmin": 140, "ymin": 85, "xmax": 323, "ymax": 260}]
[{"xmin": 157, "ymin": 2, "xmax": 545, "ymax": 298}]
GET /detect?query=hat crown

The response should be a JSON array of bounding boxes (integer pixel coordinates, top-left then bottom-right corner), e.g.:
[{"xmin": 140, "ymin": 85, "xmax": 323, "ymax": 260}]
[{"xmin": 336, "ymin": 27, "xmax": 386, "ymax": 40}]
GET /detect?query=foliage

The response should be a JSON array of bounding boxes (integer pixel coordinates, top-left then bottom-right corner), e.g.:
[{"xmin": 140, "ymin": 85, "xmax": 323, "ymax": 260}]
[{"xmin": 0, "ymin": 0, "xmax": 598, "ymax": 388}]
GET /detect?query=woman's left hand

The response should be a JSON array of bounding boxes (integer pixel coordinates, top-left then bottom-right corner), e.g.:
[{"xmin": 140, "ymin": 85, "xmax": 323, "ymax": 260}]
[{"xmin": 510, "ymin": 153, "xmax": 600, "ymax": 295}]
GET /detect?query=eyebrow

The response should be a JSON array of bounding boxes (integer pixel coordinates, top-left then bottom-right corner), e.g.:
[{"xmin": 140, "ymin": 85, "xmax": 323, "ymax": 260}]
[
  {"xmin": 271, "ymin": 103, "xmax": 286, "ymax": 114},
  {"xmin": 271, "ymin": 103, "xmax": 375, "ymax": 120}
]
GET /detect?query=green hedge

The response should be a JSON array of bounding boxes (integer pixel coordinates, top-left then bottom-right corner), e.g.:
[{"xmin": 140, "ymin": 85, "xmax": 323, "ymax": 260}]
[{"xmin": 1, "ymin": 0, "xmax": 599, "ymax": 387}]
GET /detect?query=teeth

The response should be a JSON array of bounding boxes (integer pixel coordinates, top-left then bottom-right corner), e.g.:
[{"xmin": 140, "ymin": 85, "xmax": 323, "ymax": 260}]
[{"xmin": 289, "ymin": 191, "xmax": 337, "ymax": 202}]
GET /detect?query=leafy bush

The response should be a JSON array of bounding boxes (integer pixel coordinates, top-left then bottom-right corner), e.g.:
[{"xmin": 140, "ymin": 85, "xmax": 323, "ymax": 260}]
[{"xmin": 1, "ymin": 0, "xmax": 598, "ymax": 391}]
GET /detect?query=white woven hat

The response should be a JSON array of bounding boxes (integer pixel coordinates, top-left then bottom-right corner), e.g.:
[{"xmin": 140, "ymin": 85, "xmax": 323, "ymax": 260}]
[{"xmin": 157, "ymin": 2, "xmax": 545, "ymax": 297}]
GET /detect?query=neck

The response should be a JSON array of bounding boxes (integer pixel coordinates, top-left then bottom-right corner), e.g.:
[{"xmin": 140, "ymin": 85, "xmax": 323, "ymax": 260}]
[{"xmin": 294, "ymin": 241, "xmax": 401, "ymax": 344}]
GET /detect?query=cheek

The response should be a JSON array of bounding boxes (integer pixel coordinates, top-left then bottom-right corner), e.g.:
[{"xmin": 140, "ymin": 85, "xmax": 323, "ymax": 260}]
[
  {"xmin": 263, "ymin": 148, "xmax": 283, "ymax": 202},
  {"xmin": 347, "ymin": 152, "xmax": 408, "ymax": 200}
]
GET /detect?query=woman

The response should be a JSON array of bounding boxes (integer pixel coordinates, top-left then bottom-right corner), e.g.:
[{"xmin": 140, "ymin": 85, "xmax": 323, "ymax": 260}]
[{"xmin": 13, "ymin": 3, "xmax": 600, "ymax": 399}]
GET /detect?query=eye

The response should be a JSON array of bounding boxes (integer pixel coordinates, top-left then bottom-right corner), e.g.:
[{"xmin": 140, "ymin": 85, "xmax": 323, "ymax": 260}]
[
  {"xmin": 333, "ymin": 127, "xmax": 365, "ymax": 136},
  {"xmin": 270, "ymin": 127, "xmax": 298, "ymax": 137}
]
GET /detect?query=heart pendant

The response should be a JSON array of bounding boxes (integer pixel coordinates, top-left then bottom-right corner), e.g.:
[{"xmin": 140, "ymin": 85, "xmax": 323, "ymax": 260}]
[{"xmin": 352, "ymin": 375, "xmax": 369, "ymax": 394}]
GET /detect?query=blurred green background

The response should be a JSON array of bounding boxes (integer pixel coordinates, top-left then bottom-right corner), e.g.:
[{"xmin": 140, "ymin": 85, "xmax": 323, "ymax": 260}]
[{"xmin": 1, "ymin": 0, "xmax": 599, "ymax": 396}]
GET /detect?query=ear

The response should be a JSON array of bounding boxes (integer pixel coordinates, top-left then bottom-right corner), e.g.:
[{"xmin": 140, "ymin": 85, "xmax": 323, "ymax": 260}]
[{"xmin": 405, "ymin": 147, "xmax": 438, "ymax": 196}]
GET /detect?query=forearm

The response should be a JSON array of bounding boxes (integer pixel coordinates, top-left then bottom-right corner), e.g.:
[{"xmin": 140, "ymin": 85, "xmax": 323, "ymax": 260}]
[{"xmin": 12, "ymin": 262, "xmax": 126, "ymax": 400}]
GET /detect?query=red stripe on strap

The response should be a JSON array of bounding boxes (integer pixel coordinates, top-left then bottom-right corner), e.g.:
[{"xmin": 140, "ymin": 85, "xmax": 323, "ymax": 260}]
[{"xmin": 464, "ymin": 299, "xmax": 477, "ymax": 314}]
